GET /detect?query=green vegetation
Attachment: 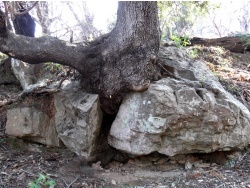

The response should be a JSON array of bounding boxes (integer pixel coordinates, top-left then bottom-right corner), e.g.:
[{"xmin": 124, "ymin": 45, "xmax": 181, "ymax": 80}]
[
  {"xmin": 28, "ymin": 174, "xmax": 56, "ymax": 188},
  {"xmin": 227, "ymin": 85, "xmax": 240, "ymax": 95},
  {"xmin": 187, "ymin": 45, "xmax": 232, "ymax": 66},
  {"xmin": 188, "ymin": 48, "xmax": 199, "ymax": 59},
  {"xmin": 228, "ymin": 33, "xmax": 250, "ymax": 52},
  {"xmin": 224, "ymin": 160, "xmax": 236, "ymax": 168},
  {"xmin": 171, "ymin": 35, "xmax": 191, "ymax": 47},
  {"xmin": 158, "ymin": 1, "xmax": 218, "ymax": 40},
  {"xmin": 230, "ymin": 33, "xmax": 250, "ymax": 42},
  {"xmin": 44, "ymin": 62, "xmax": 63, "ymax": 74}
]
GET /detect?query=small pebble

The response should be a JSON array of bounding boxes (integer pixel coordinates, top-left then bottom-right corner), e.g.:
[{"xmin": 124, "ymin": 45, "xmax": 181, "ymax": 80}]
[{"xmin": 111, "ymin": 179, "xmax": 116, "ymax": 185}]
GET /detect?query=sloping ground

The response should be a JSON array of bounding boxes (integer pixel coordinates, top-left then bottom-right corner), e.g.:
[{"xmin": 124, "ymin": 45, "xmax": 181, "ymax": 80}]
[
  {"xmin": 0, "ymin": 46, "xmax": 249, "ymax": 187},
  {"xmin": 187, "ymin": 46, "xmax": 250, "ymax": 111}
]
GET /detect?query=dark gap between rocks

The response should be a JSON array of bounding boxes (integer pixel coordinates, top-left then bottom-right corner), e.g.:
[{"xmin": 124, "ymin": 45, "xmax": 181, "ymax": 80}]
[{"xmin": 94, "ymin": 112, "xmax": 129, "ymax": 168}]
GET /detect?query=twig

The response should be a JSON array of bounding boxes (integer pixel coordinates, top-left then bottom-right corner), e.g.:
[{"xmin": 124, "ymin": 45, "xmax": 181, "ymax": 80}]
[
  {"xmin": 239, "ymin": 151, "xmax": 249, "ymax": 161},
  {"xmin": 66, "ymin": 176, "xmax": 79, "ymax": 188},
  {"xmin": 157, "ymin": 61, "xmax": 178, "ymax": 78},
  {"xmin": 157, "ymin": 61, "xmax": 190, "ymax": 82},
  {"xmin": 216, "ymin": 183, "xmax": 225, "ymax": 188},
  {"xmin": 0, "ymin": 144, "xmax": 7, "ymax": 151},
  {"xmin": 38, "ymin": 167, "xmax": 58, "ymax": 178},
  {"xmin": 38, "ymin": 167, "xmax": 47, "ymax": 174},
  {"xmin": 60, "ymin": 176, "xmax": 68, "ymax": 188},
  {"xmin": 202, "ymin": 167, "xmax": 225, "ymax": 180},
  {"xmin": 20, "ymin": 169, "xmax": 37, "ymax": 177},
  {"xmin": 60, "ymin": 174, "xmax": 80, "ymax": 188}
]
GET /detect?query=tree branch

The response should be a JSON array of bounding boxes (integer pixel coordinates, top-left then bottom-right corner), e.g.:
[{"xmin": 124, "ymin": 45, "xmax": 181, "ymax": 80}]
[
  {"xmin": 0, "ymin": 9, "xmax": 104, "ymax": 78},
  {"xmin": 14, "ymin": 2, "xmax": 39, "ymax": 16},
  {"xmin": 0, "ymin": 32, "xmax": 102, "ymax": 77},
  {"xmin": 0, "ymin": 2, "xmax": 161, "ymax": 114}
]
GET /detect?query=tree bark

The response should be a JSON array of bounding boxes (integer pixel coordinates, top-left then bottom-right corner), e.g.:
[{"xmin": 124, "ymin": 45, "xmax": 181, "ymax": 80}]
[
  {"xmin": 190, "ymin": 36, "xmax": 250, "ymax": 53},
  {"xmin": 0, "ymin": 2, "xmax": 161, "ymax": 114}
]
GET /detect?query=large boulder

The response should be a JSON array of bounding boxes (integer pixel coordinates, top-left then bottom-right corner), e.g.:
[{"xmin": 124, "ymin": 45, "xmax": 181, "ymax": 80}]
[
  {"xmin": 5, "ymin": 81, "xmax": 103, "ymax": 157},
  {"xmin": 6, "ymin": 107, "xmax": 59, "ymax": 146},
  {"xmin": 54, "ymin": 81, "xmax": 103, "ymax": 157},
  {"xmin": 108, "ymin": 46, "xmax": 250, "ymax": 156}
]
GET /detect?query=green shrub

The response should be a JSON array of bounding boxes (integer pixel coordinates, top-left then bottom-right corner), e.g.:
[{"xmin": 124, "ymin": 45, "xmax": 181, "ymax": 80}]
[
  {"xmin": 28, "ymin": 173, "xmax": 56, "ymax": 188},
  {"xmin": 171, "ymin": 35, "xmax": 191, "ymax": 47}
]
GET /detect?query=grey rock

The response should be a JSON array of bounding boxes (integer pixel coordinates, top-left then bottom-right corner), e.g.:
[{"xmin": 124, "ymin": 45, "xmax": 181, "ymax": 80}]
[
  {"xmin": 11, "ymin": 58, "xmax": 51, "ymax": 90},
  {"xmin": 108, "ymin": 46, "xmax": 250, "ymax": 156},
  {"xmin": 11, "ymin": 59, "xmax": 37, "ymax": 90},
  {"xmin": 6, "ymin": 107, "xmax": 59, "ymax": 146},
  {"xmin": 54, "ymin": 82, "xmax": 103, "ymax": 157},
  {"xmin": 6, "ymin": 81, "xmax": 103, "ymax": 155}
]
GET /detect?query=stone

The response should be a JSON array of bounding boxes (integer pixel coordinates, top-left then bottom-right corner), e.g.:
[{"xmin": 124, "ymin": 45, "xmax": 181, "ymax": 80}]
[
  {"xmin": 54, "ymin": 81, "xmax": 103, "ymax": 157},
  {"xmin": 5, "ymin": 80, "xmax": 103, "ymax": 155},
  {"xmin": 6, "ymin": 107, "xmax": 59, "ymax": 146},
  {"xmin": 11, "ymin": 58, "xmax": 51, "ymax": 90},
  {"xmin": 111, "ymin": 179, "xmax": 117, "ymax": 185},
  {"xmin": 108, "ymin": 46, "xmax": 250, "ymax": 156},
  {"xmin": 11, "ymin": 59, "xmax": 37, "ymax": 90},
  {"xmin": 0, "ymin": 58, "xmax": 20, "ymax": 85},
  {"xmin": 185, "ymin": 161, "xmax": 193, "ymax": 170}
]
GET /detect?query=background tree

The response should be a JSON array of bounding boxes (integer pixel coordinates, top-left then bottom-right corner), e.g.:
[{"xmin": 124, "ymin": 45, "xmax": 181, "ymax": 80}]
[
  {"xmin": 34, "ymin": 1, "xmax": 100, "ymax": 42},
  {"xmin": 35, "ymin": 1, "xmax": 55, "ymax": 35},
  {"xmin": 158, "ymin": 1, "xmax": 212, "ymax": 39},
  {"xmin": 65, "ymin": 1, "xmax": 100, "ymax": 42},
  {"xmin": 238, "ymin": 2, "xmax": 250, "ymax": 33}
]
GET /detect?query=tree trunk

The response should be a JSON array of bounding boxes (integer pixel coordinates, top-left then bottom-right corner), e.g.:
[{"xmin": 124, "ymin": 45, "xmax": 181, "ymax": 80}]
[
  {"xmin": 190, "ymin": 36, "xmax": 250, "ymax": 53},
  {"xmin": 0, "ymin": 2, "xmax": 161, "ymax": 114}
]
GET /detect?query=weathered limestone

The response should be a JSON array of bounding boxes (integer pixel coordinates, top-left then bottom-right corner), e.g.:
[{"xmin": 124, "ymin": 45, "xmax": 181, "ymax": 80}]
[
  {"xmin": 5, "ymin": 81, "xmax": 103, "ymax": 157},
  {"xmin": 11, "ymin": 59, "xmax": 38, "ymax": 90},
  {"xmin": 11, "ymin": 59, "xmax": 51, "ymax": 91},
  {"xmin": 6, "ymin": 107, "xmax": 59, "ymax": 146},
  {"xmin": 54, "ymin": 81, "xmax": 103, "ymax": 157},
  {"xmin": 108, "ymin": 46, "xmax": 250, "ymax": 156}
]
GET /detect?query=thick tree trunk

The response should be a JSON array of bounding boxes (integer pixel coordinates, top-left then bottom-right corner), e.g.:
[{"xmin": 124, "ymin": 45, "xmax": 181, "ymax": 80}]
[
  {"xmin": 0, "ymin": 2, "xmax": 161, "ymax": 114},
  {"xmin": 190, "ymin": 36, "xmax": 250, "ymax": 53}
]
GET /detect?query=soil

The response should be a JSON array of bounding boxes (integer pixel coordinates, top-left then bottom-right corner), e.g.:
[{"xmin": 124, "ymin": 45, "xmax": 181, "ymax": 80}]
[
  {"xmin": 0, "ymin": 138, "xmax": 250, "ymax": 188},
  {"xmin": 0, "ymin": 46, "xmax": 249, "ymax": 188}
]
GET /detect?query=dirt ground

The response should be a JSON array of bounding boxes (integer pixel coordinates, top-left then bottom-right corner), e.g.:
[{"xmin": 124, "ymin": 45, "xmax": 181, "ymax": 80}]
[
  {"xmin": 0, "ymin": 138, "xmax": 250, "ymax": 188},
  {"xmin": 0, "ymin": 46, "xmax": 249, "ymax": 188}
]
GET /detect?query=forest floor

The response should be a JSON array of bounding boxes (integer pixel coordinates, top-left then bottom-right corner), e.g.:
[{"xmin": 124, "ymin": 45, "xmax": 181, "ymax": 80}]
[{"xmin": 0, "ymin": 46, "xmax": 249, "ymax": 188}]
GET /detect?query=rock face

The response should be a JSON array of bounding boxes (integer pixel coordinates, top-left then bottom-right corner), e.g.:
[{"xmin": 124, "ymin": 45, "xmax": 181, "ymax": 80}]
[
  {"xmin": 5, "ymin": 92, "xmax": 60, "ymax": 146},
  {"xmin": 0, "ymin": 58, "xmax": 20, "ymax": 85},
  {"xmin": 108, "ymin": 46, "xmax": 250, "ymax": 156},
  {"xmin": 11, "ymin": 59, "xmax": 38, "ymax": 90},
  {"xmin": 6, "ymin": 107, "xmax": 59, "ymax": 146},
  {"xmin": 11, "ymin": 58, "xmax": 50, "ymax": 90},
  {"xmin": 54, "ymin": 82, "xmax": 103, "ymax": 157},
  {"xmin": 5, "ymin": 81, "xmax": 103, "ymax": 157}
]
